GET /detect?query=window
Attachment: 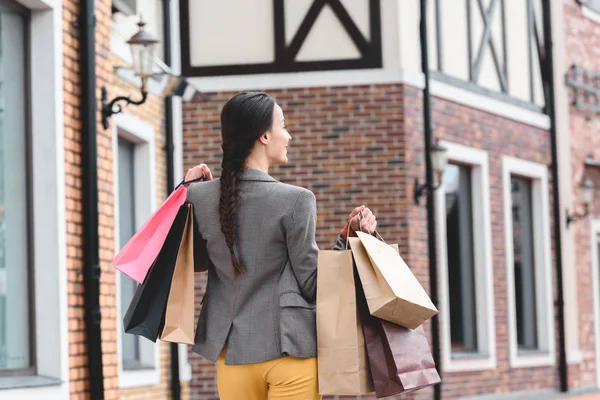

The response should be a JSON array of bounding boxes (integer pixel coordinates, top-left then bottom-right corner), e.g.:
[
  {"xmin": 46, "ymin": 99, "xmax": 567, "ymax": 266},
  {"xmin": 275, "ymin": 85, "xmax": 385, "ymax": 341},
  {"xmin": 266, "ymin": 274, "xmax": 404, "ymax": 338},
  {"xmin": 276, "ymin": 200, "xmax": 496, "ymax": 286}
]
[
  {"xmin": 445, "ymin": 164, "xmax": 477, "ymax": 353},
  {"xmin": 113, "ymin": 114, "xmax": 160, "ymax": 388},
  {"xmin": 436, "ymin": 142, "xmax": 495, "ymax": 372},
  {"xmin": 117, "ymin": 138, "xmax": 154, "ymax": 371},
  {"xmin": 0, "ymin": 2, "xmax": 32, "ymax": 374},
  {"xmin": 2, "ymin": 0, "xmax": 68, "ymax": 396},
  {"xmin": 503, "ymin": 156, "xmax": 554, "ymax": 368},
  {"xmin": 511, "ymin": 177, "xmax": 538, "ymax": 351}
]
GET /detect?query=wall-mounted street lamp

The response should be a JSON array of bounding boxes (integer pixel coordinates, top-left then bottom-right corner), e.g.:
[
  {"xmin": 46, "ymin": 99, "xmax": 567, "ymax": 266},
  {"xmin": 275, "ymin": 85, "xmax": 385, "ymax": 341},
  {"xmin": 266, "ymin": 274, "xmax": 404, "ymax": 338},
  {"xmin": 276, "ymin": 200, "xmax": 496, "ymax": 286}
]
[
  {"xmin": 414, "ymin": 139, "xmax": 448, "ymax": 205},
  {"xmin": 101, "ymin": 19, "xmax": 159, "ymax": 129},
  {"xmin": 566, "ymin": 175, "xmax": 595, "ymax": 227}
]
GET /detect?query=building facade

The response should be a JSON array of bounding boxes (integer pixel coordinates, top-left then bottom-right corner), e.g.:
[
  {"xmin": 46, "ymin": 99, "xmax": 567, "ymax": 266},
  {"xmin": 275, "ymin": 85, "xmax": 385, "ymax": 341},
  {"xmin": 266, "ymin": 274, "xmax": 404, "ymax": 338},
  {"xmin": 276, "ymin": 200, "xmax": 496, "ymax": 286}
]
[
  {"xmin": 179, "ymin": 1, "xmax": 595, "ymax": 399},
  {"xmin": 2, "ymin": 0, "xmax": 600, "ymax": 399}
]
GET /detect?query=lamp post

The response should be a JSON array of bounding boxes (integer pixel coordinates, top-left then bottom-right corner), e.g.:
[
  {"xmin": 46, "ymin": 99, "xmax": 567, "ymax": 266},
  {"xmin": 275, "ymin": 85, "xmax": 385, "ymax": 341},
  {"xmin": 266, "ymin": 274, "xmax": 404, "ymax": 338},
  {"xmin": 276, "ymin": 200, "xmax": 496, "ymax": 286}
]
[
  {"xmin": 414, "ymin": 139, "xmax": 449, "ymax": 205},
  {"xmin": 566, "ymin": 175, "xmax": 595, "ymax": 227},
  {"xmin": 101, "ymin": 19, "xmax": 159, "ymax": 129}
]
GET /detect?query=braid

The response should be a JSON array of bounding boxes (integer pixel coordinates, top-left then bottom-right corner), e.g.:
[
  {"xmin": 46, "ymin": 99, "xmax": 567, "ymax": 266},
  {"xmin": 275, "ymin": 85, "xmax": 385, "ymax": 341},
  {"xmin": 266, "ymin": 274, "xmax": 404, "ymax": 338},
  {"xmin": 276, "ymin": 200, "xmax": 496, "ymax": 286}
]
[{"xmin": 219, "ymin": 148, "xmax": 250, "ymax": 276}]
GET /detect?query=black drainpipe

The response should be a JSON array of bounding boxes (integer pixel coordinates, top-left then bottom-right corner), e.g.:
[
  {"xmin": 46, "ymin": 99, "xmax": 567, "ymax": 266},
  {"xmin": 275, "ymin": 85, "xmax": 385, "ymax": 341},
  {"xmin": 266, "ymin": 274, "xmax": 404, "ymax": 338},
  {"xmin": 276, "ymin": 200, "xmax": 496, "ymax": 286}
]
[
  {"xmin": 419, "ymin": 1, "xmax": 441, "ymax": 400},
  {"xmin": 162, "ymin": 0, "xmax": 181, "ymax": 398},
  {"xmin": 80, "ymin": 0, "xmax": 105, "ymax": 397},
  {"xmin": 542, "ymin": 2, "xmax": 568, "ymax": 393}
]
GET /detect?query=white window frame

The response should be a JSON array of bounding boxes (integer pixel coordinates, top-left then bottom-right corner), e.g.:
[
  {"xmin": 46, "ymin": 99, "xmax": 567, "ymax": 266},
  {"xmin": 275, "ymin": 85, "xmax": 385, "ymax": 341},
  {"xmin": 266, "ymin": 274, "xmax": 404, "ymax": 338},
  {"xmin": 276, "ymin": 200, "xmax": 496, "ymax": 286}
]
[
  {"xmin": 589, "ymin": 219, "xmax": 600, "ymax": 388},
  {"xmin": 502, "ymin": 156, "xmax": 555, "ymax": 368},
  {"xmin": 112, "ymin": 113, "xmax": 161, "ymax": 389},
  {"xmin": 435, "ymin": 142, "xmax": 496, "ymax": 372},
  {"xmin": 1, "ymin": 0, "xmax": 69, "ymax": 398},
  {"xmin": 582, "ymin": 1, "xmax": 600, "ymax": 25}
]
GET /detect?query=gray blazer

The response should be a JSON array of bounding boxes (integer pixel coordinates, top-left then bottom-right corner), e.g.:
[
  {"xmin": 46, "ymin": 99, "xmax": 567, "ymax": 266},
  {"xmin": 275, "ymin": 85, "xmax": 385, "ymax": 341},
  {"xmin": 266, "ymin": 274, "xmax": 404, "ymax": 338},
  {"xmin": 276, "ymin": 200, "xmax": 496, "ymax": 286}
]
[{"xmin": 186, "ymin": 168, "xmax": 345, "ymax": 365}]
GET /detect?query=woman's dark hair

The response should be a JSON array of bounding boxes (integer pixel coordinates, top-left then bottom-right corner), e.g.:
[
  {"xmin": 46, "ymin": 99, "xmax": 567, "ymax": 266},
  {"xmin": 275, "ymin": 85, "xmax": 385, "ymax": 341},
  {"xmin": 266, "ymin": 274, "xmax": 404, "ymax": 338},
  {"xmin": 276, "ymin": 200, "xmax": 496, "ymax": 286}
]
[{"xmin": 219, "ymin": 92, "xmax": 275, "ymax": 275}]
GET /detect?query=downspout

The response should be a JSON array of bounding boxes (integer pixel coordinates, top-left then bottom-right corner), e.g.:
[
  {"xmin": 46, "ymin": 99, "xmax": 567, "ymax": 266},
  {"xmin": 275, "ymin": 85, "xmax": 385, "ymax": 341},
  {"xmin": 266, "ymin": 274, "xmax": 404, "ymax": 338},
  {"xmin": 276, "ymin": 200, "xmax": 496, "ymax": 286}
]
[
  {"xmin": 419, "ymin": 1, "xmax": 442, "ymax": 400},
  {"xmin": 162, "ymin": 0, "xmax": 181, "ymax": 398},
  {"xmin": 80, "ymin": 0, "xmax": 105, "ymax": 397},
  {"xmin": 542, "ymin": 2, "xmax": 568, "ymax": 393}
]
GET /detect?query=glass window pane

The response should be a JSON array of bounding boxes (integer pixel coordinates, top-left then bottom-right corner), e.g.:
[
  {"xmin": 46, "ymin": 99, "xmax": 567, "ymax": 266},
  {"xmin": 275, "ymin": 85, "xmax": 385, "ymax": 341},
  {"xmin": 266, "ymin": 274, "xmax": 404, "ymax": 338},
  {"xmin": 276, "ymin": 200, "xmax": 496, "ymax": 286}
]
[
  {"xmin": 511, "ymin": 176, "xmax": 538, "ymax": 350},
  {"xmin": 444, "ymin": 164, "xmax": 478, "ymax": 354},
  {"xmin": 117, "ymin": 138, "xmax": 142, "ymax": 370},
  {"xmin": 0, "ymin": 6, "xmax": 30, "ymax": 371}
]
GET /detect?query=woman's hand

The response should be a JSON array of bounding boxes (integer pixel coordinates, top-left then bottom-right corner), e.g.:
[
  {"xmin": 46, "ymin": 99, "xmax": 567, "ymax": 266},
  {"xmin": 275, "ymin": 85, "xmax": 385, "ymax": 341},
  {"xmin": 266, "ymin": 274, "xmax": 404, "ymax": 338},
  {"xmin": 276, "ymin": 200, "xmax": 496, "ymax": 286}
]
[
  {"xmin": 340, "ymin": 205, "xmax": 377, "ymax": 239},
  {"xmin": 184, "ymin": 164, "xmax": 213, "ymax": 186}
]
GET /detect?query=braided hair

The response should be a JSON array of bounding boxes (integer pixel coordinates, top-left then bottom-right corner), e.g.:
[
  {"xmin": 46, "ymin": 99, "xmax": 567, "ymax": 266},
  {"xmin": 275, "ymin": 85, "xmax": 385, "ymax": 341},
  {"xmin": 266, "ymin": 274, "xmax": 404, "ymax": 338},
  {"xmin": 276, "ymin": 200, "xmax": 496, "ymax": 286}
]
[{"xmin": 219, "ymin": 92, "xmax": 275, "ymax": 275}]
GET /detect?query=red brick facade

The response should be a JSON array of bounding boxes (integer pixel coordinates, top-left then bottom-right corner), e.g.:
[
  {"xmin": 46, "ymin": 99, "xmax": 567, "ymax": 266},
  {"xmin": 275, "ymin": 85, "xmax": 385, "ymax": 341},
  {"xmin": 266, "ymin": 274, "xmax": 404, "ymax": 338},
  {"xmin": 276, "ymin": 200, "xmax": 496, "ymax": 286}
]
[
  {"xmin": 564, "ymin": 0, "xmax": 600, "ymax": 391},
  {"xmin": 49, "ymin": 0, "xmax": 600, "ymax": 399}
]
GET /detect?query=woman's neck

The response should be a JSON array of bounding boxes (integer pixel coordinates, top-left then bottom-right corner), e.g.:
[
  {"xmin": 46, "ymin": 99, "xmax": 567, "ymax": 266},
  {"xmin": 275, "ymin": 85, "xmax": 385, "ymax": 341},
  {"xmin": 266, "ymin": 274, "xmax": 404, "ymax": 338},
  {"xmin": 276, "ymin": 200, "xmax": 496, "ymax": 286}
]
[{"xmin": 244, "ymin": 154, "xmax": 270, "ymax": 174}]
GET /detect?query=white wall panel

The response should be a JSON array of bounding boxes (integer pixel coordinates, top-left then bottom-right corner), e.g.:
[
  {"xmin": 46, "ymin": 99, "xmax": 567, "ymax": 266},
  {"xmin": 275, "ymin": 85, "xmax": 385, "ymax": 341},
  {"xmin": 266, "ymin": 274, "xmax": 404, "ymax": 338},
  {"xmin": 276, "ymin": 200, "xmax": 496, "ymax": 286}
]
[
  {"xmin": 439, "ymin": 0, "xmax": 469, "ymax": 80},
  {"xmin": 296, "ymin": 4, "xmax": 360, "ymax": 62},
  {"xmin": 428, "ymin": 0, "xmax": 438, "ymax": 73},
  {"xmin": 398, "ymin": 0, "xmax": 421, "ymax": 74},
  {"xmin": 340, "ymin": 0, "xmax": 370, "ymax": 40},
  {"xmin": 284, "ymin": 0, "xmax": 312, "ymax": 45},
  {"xmin": 478, "ymin": 1, "xmax": 503, "ymax": 92},
  {"xmin": 506, "ymin": 1, "xmax": 530, "ymax": 103},
  {"xmin": 189, "ymin": 0, "xmax": 274, "ymax": 66}
]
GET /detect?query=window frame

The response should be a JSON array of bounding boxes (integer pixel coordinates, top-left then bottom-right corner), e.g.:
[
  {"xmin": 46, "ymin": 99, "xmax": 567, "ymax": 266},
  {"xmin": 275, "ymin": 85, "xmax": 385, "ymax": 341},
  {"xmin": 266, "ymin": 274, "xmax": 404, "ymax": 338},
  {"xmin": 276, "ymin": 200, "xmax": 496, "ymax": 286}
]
[
  {"xmin": 435, "ymin": 142, "xmax": 496, "ymax": 372},
  {"xmin": 502, "ymin": 156, "xmax": 555, "ymax": 368},
  {"xmin": 2, "ymin": 0, "xmax": 69, "ymax": 396},
  {"xmin": 589, "ymin": 219, "xmax": 600, "ymax": 388},
  {"xmin": 0, "ymin": 0, "xmax": 35, "ymax": 378},
  {"xmin": 112, "ymin": 113, "xmax": 161, "ymax": 389}
]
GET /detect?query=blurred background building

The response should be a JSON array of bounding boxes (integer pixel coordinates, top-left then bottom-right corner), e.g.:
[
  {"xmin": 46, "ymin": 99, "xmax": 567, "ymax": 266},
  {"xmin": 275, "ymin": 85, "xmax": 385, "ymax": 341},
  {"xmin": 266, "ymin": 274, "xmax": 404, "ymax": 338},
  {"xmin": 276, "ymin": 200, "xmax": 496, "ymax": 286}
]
[{"xmin": 2, "ymin": 0, "xmax": 600, "ymax": 399}]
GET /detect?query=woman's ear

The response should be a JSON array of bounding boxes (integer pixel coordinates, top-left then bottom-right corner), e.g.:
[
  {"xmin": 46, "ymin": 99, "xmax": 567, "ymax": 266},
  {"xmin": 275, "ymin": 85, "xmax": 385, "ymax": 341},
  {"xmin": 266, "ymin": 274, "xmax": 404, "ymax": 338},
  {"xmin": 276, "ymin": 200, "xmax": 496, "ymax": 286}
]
[{"xmin": 258, "ymin": 132, "xmax": 269, "ymax": 145}]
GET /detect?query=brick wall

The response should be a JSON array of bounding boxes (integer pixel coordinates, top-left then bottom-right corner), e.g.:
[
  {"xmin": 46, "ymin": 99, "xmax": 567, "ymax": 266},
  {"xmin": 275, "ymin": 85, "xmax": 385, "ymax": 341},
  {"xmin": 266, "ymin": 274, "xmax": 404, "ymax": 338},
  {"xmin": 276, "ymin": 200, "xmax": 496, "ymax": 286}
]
[
  {"xmin": 64, "ymin": 0, "xmax": 189, "ymax": 396},
  {"xmin": 182, "ymin": 84, "xmax": 557, "ymax": 399},
  {"xmin": 563, "ymin": 0, "xmax": 600, "ymax": 390}
]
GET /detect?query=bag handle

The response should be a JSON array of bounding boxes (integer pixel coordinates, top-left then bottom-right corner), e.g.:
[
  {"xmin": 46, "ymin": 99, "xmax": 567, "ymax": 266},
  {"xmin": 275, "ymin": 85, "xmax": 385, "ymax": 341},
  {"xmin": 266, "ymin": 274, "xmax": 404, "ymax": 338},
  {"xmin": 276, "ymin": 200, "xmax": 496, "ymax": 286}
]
[
  {"xmin": 344, "ymin": 210, "xmax": 368, "ymax": 250},
  {"xmin": 175, "ymin": 176, "xmax": 205, "ymax": 190},
  {"xmin": 358, "ymin": 210, "xmax": 386, "ymax": 243}
]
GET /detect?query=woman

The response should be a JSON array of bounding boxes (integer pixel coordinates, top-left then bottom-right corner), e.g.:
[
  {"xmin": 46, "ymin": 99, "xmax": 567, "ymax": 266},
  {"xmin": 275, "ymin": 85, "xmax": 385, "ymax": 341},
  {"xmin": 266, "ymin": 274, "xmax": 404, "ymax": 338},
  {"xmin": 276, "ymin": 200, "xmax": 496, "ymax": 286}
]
[{"xmin": 184, "ymin": 92, "xmax": 377, "ymax": 400}]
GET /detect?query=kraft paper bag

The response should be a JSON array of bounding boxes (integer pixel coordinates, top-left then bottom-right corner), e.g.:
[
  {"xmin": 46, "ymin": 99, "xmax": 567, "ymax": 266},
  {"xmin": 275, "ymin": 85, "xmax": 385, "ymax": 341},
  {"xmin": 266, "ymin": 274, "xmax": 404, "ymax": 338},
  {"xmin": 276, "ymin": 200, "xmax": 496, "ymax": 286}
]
[
  {"xmin": 355, "ymin": 267, "xmax": 441, "ymax": 398},
  {"xmin": 160, "ymin": 204, "xmax": 196, "ymax": 345},
  {"xmin": 316, "ymin": 249, "xmax": 374, "ymax": 396},
  {"xmin": 123, "ymin": 204, "xmax": 189, "ymax": 342},
  {"xmin": 352, "ymin": 232, "xmax": 438, "ymax": 329}
]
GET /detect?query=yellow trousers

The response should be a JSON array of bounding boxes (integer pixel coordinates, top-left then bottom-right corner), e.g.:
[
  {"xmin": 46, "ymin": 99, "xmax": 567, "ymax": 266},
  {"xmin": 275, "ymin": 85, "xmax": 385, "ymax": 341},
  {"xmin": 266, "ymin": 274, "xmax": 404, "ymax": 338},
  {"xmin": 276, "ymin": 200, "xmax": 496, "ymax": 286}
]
[{"xmin": 217, "ymin": 351, "xmax": 321, "ymax": 400}]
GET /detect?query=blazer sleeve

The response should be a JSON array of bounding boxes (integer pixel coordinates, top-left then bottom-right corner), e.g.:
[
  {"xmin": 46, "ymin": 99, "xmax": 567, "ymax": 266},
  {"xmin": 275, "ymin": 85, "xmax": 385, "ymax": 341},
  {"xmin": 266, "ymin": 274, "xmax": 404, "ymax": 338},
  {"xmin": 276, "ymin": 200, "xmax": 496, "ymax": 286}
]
[
  {"xmin": 187, "ymin": 185, "xmax": 214, "ymax": 273},
  {"xmin": 332, "ymin": 234, "xmax": 346, "ymax": 250},
  {"xmin": 285, "ymin": 189, "xmax": 319, "ymax": 302},
  {"xmin": 193, "ymin": 223, "xmax": 213, "ymax": 273}
]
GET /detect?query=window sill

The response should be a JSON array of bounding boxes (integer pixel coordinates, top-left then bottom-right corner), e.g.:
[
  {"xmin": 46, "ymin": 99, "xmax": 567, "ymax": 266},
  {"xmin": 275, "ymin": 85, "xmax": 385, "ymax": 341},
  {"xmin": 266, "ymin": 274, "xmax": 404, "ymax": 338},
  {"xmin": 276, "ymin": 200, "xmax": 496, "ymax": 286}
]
[
  {"xmin": 0, "ymin": 375, "xmax": 62, "ymax": 391},
  {"xmin": 510, "ymin": 350, "xmax": 554, "ymax": 368},
  {"xmin": 444, "ymin": 352, "xmax": 496, "ymax": 372}
]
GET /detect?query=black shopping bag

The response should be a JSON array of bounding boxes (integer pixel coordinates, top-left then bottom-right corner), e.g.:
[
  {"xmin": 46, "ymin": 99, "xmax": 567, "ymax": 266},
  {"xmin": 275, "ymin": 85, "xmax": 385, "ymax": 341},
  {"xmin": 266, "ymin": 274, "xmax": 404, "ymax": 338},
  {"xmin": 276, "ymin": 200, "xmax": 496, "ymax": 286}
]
[{"xmin": 123, "ymin": 204, "xmax": 191, "ymax": 342}]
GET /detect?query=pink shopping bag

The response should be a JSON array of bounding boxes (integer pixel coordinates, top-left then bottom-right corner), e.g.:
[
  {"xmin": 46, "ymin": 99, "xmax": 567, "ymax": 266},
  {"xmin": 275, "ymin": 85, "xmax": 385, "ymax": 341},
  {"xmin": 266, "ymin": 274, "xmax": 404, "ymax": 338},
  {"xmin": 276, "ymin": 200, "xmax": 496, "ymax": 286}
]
[{"xmin": 113, "ymin": 178, "xmax": 202, "ymax": 283}]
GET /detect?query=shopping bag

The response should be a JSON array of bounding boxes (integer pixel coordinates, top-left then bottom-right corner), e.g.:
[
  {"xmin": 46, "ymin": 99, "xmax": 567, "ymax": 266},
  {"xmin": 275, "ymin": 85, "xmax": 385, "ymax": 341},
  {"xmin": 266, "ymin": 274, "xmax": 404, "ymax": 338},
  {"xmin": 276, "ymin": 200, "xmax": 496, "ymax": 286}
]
[
  {"xmin": 113, "ymin": 177, "xmax": 204, "ymax": 283},
  {"xmin": 316, "ymin": 249, "xmax": 374, "ymax": 396},
  {"xmin": 353, "ymin": 231, "xmax": 438, "ymax": 329},
  {"xmin": 355, "ymin": 267, "xmax": 441, "ymax": 398},
  {"xmin": 122, "ymin": 204, "xmax": 191, "ymax": 342},
  {"xmin": 160, "ymin": 204, "xmax": 196, "ymax": 344}
]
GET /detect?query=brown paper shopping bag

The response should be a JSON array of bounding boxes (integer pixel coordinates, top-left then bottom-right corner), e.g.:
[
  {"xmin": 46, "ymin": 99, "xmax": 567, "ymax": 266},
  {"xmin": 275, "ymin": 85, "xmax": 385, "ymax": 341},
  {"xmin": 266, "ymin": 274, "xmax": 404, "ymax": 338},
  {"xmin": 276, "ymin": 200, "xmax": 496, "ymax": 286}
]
[
  {"xmin": 316, "ymin": 249, "xmax": 374, "ymax": 396},
  {"xmin": 351, "ymin": 232, "xmax": 438, "ymax": 329},
  {"xmin": 159, "ymin": 203, "xmax": 196, "ymax": 344}
]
